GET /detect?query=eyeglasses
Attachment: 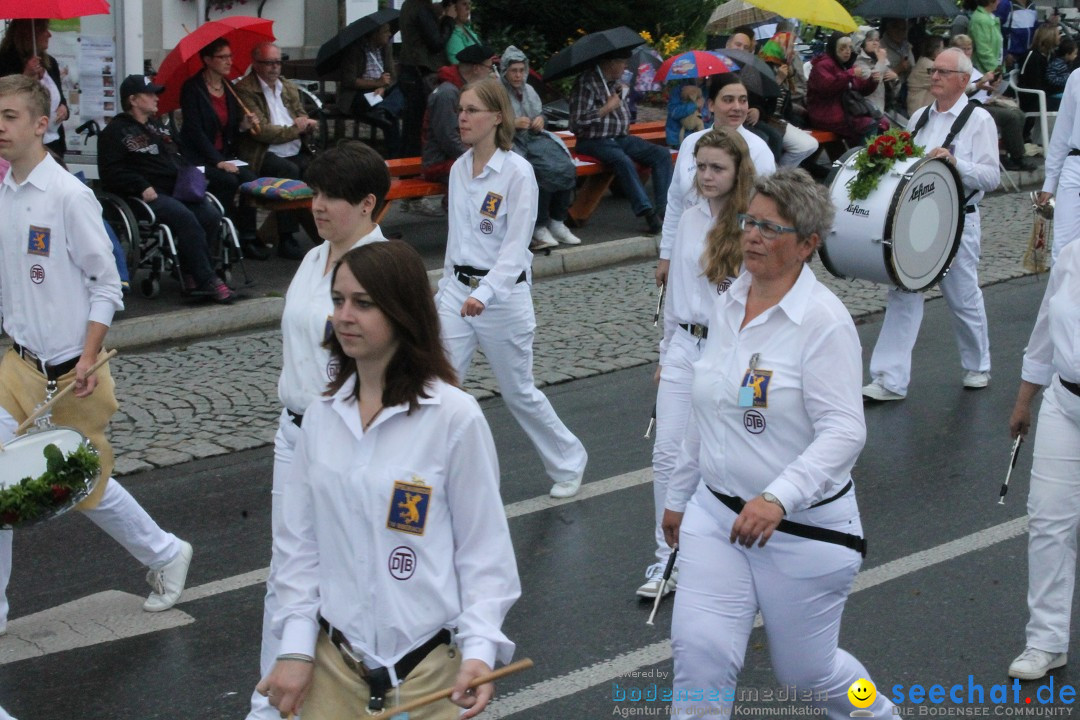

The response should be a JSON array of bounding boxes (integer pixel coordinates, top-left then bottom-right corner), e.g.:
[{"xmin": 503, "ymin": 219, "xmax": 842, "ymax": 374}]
[
  {"xmin": 927, "ymin": 67, "xmax": 967, "ymax": 76},
  {"xmin": 737, "ymin": 213, "xmax": 797, "ymax": 239},
  {"xmin": 255, "ymin": 60, "xmax": 282, "ymax": 66},
  {"xmin": 456, "ymin": 106, "xmax": 494, "ymax": 116}
]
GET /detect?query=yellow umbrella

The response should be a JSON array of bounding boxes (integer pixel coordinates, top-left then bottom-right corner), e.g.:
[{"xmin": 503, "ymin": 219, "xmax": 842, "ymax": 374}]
[{"xmin": 741, "ymin": 0, "xmax": 857, "ymax": 33}]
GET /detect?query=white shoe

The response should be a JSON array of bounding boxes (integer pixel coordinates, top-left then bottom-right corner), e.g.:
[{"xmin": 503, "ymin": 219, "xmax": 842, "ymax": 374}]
[
  {"xmin": 548, "ymin": 220, "xmax": 582, "ymax": 245},
  {"xmin": 406, "ymin": 196, "xmax": 445, "ymax": 217},
  {"xmin": 1009, "ymin": 647, "xmax": 1067, "ymax": 680},
  {"xmin": 636, "ymin": 563, "xmax": 678, "ymax": 599},
  {"xmin": 862, "ymin": 380, "xmax": 905, "ymax": 401},
  {"xmin": 1025, "ymin": 142, "xmax": 1043, "ymax": 157},
  {"xmin": 550, "ymin": 473, "xmax": 582, "ymax": 499},
  {"xmin": 530, "ymin": 225, "xmax": 558, "ymax": 250},
  {"xmin": 143, "ymin": 540, "xmax": 193, "ymax": 612},
  {"xmin": 963, "ymin": 370, "xmax": 990, "ymax": 389}
]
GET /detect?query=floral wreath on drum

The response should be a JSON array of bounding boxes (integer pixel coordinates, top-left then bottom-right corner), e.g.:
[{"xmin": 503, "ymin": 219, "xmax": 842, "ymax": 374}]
[
  {"xmin": 847, "ymin": 129, "xmax": 926, "ymax": 202},
  {"xmin": 0, "ymin": 443, "xmax": 100, "ymax": 527}
]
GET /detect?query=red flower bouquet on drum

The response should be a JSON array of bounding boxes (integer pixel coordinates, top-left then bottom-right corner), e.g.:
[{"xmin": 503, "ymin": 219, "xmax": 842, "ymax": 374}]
[{"xmin": 847, "ymin": 129, "xmax": 926, "ymax": 202}]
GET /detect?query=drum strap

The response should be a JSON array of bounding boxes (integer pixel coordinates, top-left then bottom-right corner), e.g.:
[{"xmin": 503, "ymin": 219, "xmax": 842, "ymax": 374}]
[{"xmin": 912, "ymin": 102, "xmax": 980, "ymax": 205}]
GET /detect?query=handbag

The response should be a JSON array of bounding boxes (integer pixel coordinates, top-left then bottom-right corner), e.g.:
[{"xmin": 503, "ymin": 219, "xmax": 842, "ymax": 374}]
[
  {"xmin": 841, "ymin": 87, "xmax": 882, "ymax": 120},
  {"xmin": 173, "ymin": 165, "xmax": 208, "ymax": 203}
]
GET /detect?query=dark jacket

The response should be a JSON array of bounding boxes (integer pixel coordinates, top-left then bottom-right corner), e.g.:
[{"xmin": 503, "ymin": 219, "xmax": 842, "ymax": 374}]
[
  {"xmin": 179, "ymin": 73, "xmax": 245, "ymax": 165},
  {"xmin": 1018, "ymin": 50, "xmax": 1053, "ymax": 113},
  {"xmin": 97, "ymin": 112, "xmax": 183, "ymax": 197},
  {"xmin": 421, "ymin": 65, "xmax": 467, "ymax": 169},
  {"xmin": 399, "ymin": 0, "xmax": 452, "ymax": 72},
  {"xmin": 0, "ymin": 47, "xmax": 67, "ymax": 154},
  {"xmin": 337, "ymin": 41, "xmax": 395, "ymax": 114}
]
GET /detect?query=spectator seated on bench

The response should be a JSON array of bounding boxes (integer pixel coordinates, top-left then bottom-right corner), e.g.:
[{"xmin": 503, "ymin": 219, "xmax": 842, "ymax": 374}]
[
  {"xmin": 336, "ymin": 20, "xmax": 405, "ymax": 158},
  {"xmin": 807, "ymin": 32, "xmax": 882, "ymax": 146}
]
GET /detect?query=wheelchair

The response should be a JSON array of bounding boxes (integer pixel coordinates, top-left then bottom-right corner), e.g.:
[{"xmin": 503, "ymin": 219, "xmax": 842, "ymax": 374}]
[{"xmin": 97, "ymin": 190, "xmax": 251, "ymax": 299}]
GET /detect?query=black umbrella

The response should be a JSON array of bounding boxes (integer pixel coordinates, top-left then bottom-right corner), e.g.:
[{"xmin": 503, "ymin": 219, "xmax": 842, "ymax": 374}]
[
  {"xmin": 708, "ymin": 48, "xmax": 781, "ymax": 98},
  {"xmin": 852, "ymin": 0, "xmax": 959, "ymax": 19},
  {"xmin": 316, "ymin": 8, "xmax": 401, "ymax": 76},
  {"xmin": 542, "ymin": 26, "xmax": 646, "ymax": 82}
]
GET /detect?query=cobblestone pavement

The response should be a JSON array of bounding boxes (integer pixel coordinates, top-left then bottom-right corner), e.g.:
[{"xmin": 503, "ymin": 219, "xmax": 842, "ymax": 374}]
[{"xmin": 108, "ymin": 189, "xmax": 1042, "ymax": 475}]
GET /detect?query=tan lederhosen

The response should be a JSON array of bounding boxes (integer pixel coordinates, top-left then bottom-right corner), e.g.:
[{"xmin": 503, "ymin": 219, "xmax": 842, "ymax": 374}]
[{"xmin": 0, "ymin": 348, "xmax": 117, "ymax": 510}]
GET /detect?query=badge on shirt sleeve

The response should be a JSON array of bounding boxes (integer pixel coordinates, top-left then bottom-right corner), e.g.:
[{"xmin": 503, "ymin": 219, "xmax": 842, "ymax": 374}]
[
  {"xmin": 740, "ymin": 369, "xmax": 772, "ymax": 409},
  {"xmin": 27, "ymin": 225, "xmax": 50, "ymax": 257},
  {"xmin": 479, "ymin": 192, "xmax": 503, "ymax": 218},
  {"xmin": 387, "ymin": 477, "xmax": 431, "ymax": 536}
]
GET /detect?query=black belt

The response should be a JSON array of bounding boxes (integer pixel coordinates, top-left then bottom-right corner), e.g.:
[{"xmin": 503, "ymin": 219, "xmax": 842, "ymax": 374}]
[
  {"xmin": 11, "ymin": 343, "xmax": 79, "ymax": 381},
  {"xmin": 453, "ymin": 264, "xmax": 526, "ymax": 289},
  {"xmin": 1060, "ymin": 377, "xmax": 1080, "ymax": 397},
  {"xmin": 1069, "ymin": 149, "xmax": 1080, "ymax": 156},
  {"xmin": 708, "ymin": 480, "xmax": 866, "ymax": 557},
  {"xmin": 317, "ymin": 615, "xmax": 451, "ymax": 712},
  {"xmin": 286, "ymin": 409, "xmax": 303, "ymax": 427},
  {"xmin": 678, "ymin": 322, "xmax": 708, "ymax": 339},
  {"xmin": 964, "ymin": 205, "xmax": 977, "ymax": 214}
]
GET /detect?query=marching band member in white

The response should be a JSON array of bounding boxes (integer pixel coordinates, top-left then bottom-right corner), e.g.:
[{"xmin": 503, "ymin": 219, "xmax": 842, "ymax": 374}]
[
  {"xmin": 663, "ymin": 168, "xmax": 893, "ymax": 720},
  {"xmin": 246, "ymin": 141, "xmax": 390, "ymax": 720},
  {"xmin": 862, "ymin": 48, "xmax": 1000, "ymax": 401},
  {"xmin": 1007, "ymin": 238, "xmax": 1080, "ymax": 680},
  {"xmin": 258, "ymin": 241, "xmax": 520, "ymax": 719},
  {"xmin": 436, "ymin": 77, "xmax": 588, "ymax": 498},
  {"xmin": 0, "ymin": 75, "xmax": 190, "ymax": 636},
  {"xmin": 656, "ymin": 73, "xmax": 775, "ymax": 288},
  {"xmin": 1037, "ymin": 67, "xmax": 1080, "ymax": 262},
  {"xmin": 638, "ymin": 128, "xmax": 754, "ymax": 600}
]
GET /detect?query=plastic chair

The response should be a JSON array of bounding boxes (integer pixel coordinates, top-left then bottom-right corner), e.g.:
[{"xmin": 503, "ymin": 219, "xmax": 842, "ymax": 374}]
[{"xmin": 1006, "ymin": 67, "xmax": 1056, "ymax": 154}]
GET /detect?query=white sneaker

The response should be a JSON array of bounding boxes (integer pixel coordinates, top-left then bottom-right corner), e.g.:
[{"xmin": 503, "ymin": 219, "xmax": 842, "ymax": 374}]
[
  {"xmin": 963, "ymin": 371, "xmax": 990, "ymax": 389},
  {"xmin": 143, "ymin": 540, "xmax": 193, "ymax": 612},
  {"xmin": 636, "ymin": 563, "xmax": 678, "ymax": 599},
  {"xmin": 862, "ymin": 380, "xmax": 905, "ymax": 401},
  {"xmin": 1025, "ymin": 142, "xmax": 1043, "ymax": 157},
  {"xmin": 531, "ymin": 225, "xmax": 558, "ymax": 250},
  {"xmin": 548, "ymin": 220, "xmax": 582, "ymax": 245},
  {"xmin": 1009, "ymin": 647, "xmax": 1067, "ymax": 680},
  {"xmin": 405, "ymin": 196, "xmax": 446, "ymax": 217},
  {"xmin": 550, "ymin": 473, "xmax": 582, "ymax": 499}
]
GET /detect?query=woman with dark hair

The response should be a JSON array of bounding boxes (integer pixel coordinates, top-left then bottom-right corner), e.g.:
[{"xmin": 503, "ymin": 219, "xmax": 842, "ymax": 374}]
[
  {"xmin": 245, "ymin": 141, "xmax": 392, "ymax": 720},
  {"xmin": 639, "ymin": 127, "xmax": 755, "ymax": 600},
  {"xmin": 0, "ymin": 19, "xmax": 69, "ymax": 157},
  {"xmin": 1019, "ymin": 23, "xmax": 1062, "ymax": 113},
  {"xmin": 179, "ymin": 38, "xmax": 264, "ymax": 258},
  {"xmin": 257, "ymin": 239, "xmax": 520, "ymax": 719},
  {"xmin": 437, "ymin": 77, "xmax": 588, "ymax": 498},
  {"xmin": 337, "ymin": 23, "xmax": 405, "ymax": 158},
  {"xmin": 806, "ymin": 32, "xmax": 881, "ymax": 144}
]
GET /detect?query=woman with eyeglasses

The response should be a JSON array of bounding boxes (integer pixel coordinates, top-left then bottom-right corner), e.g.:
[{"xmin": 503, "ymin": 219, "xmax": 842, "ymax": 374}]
[
  {"xmin": 807, "ymin": 32, "xmax": 882, "ymax": 145},
  {"xmin": 662, "ymin": 168, "xmax": 894, "ymax": 719},
  {"xmin": 436, "ymin": 77, "xmax": 588, "ymax": 499}
]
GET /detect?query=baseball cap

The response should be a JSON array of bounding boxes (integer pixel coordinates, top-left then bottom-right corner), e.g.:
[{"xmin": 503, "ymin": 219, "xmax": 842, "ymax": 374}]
[{"xmin": 119, "ymin": 75, "xmax": 165, "ymax": 100}]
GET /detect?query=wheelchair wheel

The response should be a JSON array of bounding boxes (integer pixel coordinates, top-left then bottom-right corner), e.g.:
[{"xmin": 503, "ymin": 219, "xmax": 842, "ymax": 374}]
[
  {"xmin": 96, "ymin": 191, "xmax": 141, "ymax": 270},
  {"xmin": 141, "ymin": 277, "xmax": 160, "ymax": 298}
]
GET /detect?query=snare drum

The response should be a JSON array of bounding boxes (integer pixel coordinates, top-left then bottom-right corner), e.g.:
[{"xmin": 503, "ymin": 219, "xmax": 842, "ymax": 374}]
[
  {"xmin": 0, "ymin": 427, "xmax": 101, "ymax": 528},
  {"xmin": 823, "ymin": 149, "xmax": 964, "ymax": 292}
]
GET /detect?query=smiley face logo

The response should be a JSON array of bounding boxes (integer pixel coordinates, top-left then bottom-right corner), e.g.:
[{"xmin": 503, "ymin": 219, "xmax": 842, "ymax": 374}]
[{"xmin": 848, "ymin": 678, "xmax": 876, "ymax": 709}]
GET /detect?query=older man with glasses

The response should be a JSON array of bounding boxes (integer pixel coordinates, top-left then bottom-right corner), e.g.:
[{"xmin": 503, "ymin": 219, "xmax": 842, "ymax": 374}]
[
  {"xmin": 862, "ymin": 47, "xmax": 1000, "ymax": 402},
  {"xmin": 235, "ymin": 42, "xmax": 320, "ymax": 260}
]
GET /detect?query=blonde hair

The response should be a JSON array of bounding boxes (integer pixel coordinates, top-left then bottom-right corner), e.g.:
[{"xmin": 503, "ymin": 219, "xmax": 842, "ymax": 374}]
[
  {"xmin": 462, "ymin": 77, "xmax": 515, "ymax": 151},
  {"xmin": 694, "ymin": 128, "xmax": 755, "ymax": 284}
]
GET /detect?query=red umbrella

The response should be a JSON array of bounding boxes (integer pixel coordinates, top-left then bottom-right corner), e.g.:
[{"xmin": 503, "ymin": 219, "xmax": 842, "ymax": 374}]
[
  {"xmin": 155, "ymin": 16, "xmax": 275, "ymax": 114},
  {"xmin": 655, "ymin": 51, "xmax": 733, "ymax": 83},
  {"xmin": 0, "ymin": 0, "xmax": 109, "ymax": 19}
]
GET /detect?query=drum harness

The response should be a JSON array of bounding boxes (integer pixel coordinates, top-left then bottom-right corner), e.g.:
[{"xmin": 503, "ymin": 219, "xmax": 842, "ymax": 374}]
[{"xmin": 911, "ymin": 102, "xmax": 980, "ymax": 212}]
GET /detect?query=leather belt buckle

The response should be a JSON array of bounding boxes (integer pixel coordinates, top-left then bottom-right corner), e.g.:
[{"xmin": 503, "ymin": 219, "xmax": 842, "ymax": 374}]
[
  {"xmin": 691, "ymin": 324, "xmax": 706, "ymax": 339},
  {"xmin": 337, "ymin": 641, "xmax": 370, "ymax": 677},
  {"xmin": 468, "ymin": 276, "xmax": 480, "ymax": 289}
]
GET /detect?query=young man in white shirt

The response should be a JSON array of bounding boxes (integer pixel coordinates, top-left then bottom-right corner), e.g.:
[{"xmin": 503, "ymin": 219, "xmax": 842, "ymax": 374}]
[{"xmin": 0, "ymin": 74, "xmax": 192, "ymax": 637}]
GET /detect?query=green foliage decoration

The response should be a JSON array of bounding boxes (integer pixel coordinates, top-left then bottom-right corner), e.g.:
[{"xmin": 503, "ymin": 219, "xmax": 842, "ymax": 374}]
[{"xmin": 0, "ymin": 442, "xmax": 101, "ymax": 528}]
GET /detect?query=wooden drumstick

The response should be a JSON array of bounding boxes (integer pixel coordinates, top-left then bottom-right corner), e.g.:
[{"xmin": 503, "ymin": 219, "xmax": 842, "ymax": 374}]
[
  {"xmin": 223, "ymin": 80, "xmax": 261, "ymax": 135},
  {"xmin": 6, "ymin": 349, "xmax": 119, "ymax": 441},
  {"xmin": 382, "ymin": 658, "xmax": 534, "ymax": 716}
]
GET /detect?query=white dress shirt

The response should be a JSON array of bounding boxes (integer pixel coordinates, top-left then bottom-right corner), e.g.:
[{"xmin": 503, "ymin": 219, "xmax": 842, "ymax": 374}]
[
  {"xmin": 277, "ymin": 227, "xmax": 387, "ymax": 415},
  {"xmin": 1021, "ymin": 240, "xmax": 1080, "ymax": 385},
  {"xmin": 274, "ymin": 376, "xmax": 520, "ymax": 677},
  {"xmin": 665, "ymin": 264, "xmax": 866, "ymax": 516},
  {"xmin": 439, "ymin": 148, "xmax": 537, "ymax": 308},
  {"xmin": 41, "ymin": 72, "xmax": 62, "ymax": 146},
  {"xmin": 660, "ymin": 125, "xmax": 775, "ymax": 260},
  {"xmin": 258, "ymin": 75, "xmax": 302, "ymax": 158},
  {"xmin": 659, "ymin": 198, "xmax": 732, "ymax": 364},
  {"xmin": 0, "ymin": 153, "xmax": 123, "ymax": 364},
  {"xmin": 907, "ymin": 94, "xmax": 1001, "ymax": 205},
  {"xmin": 1042, "ymin": 68, "xmax": 1080, "ymax": 194}
]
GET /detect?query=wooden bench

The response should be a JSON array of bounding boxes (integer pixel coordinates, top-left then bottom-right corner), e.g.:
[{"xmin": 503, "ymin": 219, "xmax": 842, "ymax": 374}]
[{"xmin": 807, "ymin": 129, "xmax": 848, "ymax": 161}]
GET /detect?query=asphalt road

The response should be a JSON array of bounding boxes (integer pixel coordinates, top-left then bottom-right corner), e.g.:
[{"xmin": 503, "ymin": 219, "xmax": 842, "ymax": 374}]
[{"xmin": 2, "ymin": 270, "xmax": 1077, "ymax": 720}]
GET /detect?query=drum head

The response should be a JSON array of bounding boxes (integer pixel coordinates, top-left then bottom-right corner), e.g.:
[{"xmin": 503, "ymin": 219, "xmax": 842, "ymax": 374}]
[
  {"xmin": 0, "ymin": 427, "xmax": 89, "ymax": 490},
  {"xmin": 886, "ymin": 157, "xmax": 964, "ymax": 291}
]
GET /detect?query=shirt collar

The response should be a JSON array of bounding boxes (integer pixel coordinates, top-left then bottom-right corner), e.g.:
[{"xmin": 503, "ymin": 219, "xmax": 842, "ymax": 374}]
[
  {"xmin": 308, "ymin": 225, "xmax": 388, "ymax": 270},
  {"xmin": 326, "ymin": 375, "xmax": 444, "ymax": 438},
  {"xmin": 729, "ymin": 263, "xmax": 818, "ymax": 326},
  {"xmin": 932, "ymin": 92, "xmax": 969, "ymax": 119},
  {"xmin": 2, "ymin": 151, "xmax": 57, "ymax": 193},
  {"xmin": 257, "ymin": 74, "xmax": 281, "ymax": 94},
  {"xmin": 465, "ymin": 147, "xmax": 509, "ymax": 178}
]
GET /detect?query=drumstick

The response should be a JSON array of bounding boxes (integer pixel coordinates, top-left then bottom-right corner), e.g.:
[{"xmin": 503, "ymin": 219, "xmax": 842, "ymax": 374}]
[
  {"xmin": 653, "ymin": 283, "xmax": 665, "ymax": 327},
  {"xmin": 223, "ymin": 81, "xmax": 262, "ymax": 135},
  {"xmin": 7, "ymin": 349, "xmax": 119, "ymax": 440},
  {"xmin": 997, "ymin": 435, "xmax": 1024, "ymax": 505},
  {"xmin": 646, "ymin": 545, "xmax": 678, "ymax": 626},
  {"xmin": 381, "ymin": 658, "xmax": 534, "ymax": 716}
]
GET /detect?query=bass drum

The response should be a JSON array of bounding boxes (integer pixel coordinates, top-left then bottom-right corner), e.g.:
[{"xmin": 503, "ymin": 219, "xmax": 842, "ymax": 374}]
[{"xmin": 823, "ymin": 148, "xmax": 964, "ymax": 292}]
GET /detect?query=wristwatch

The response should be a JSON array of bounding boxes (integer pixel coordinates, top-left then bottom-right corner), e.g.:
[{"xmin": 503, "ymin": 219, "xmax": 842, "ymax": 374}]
[{"xmin": 761, "ymin": 492, "xmax": 786, "ymax": 516}]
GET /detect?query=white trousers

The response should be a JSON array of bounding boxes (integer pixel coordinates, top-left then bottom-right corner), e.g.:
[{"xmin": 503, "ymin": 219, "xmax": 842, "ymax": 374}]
[
  {"xmin": 671, "ymin": 486, "xmax": 893, "ymax": 720},
  {"xmin": 0, "ymin": 703, "xmax": 16, "ymax": 720},
  {"xmin": 778, "ymin": 124, "xmax": 820, "ymax": 168},
  {"xmin": 1051, "ymin": 157, "xmax": 1080, "ymax": 264},
  {"xmin": 651, "ymin": 330, "xmax": 705, "ymax": 566},
  {"xmin": 0, "ymin": 407, "xmax": 180, "ymax": 625},
  {"xmin": 1025, "ymin": 380, "xmax": 1080, "ymax": 654},
  {"xmin": 868, "ymin": 214, "xmax": 990, "ymax": 395},
  {"xmin": 436, "ymin": 279, "xmax": 587, "ymax": 485},
  {"xmin": 247, "ymin": 409, "xmax": 301, "ymax": 720}
]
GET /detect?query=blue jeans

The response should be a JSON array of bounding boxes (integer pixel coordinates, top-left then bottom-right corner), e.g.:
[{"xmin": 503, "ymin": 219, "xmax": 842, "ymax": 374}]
[
  {"xmin": 148, "ymin": 194, "xmax": 222, "ymax": 286},
  {"xmin": 575, "ymin": 134, "xmax": 673, "ymax": 217}
]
